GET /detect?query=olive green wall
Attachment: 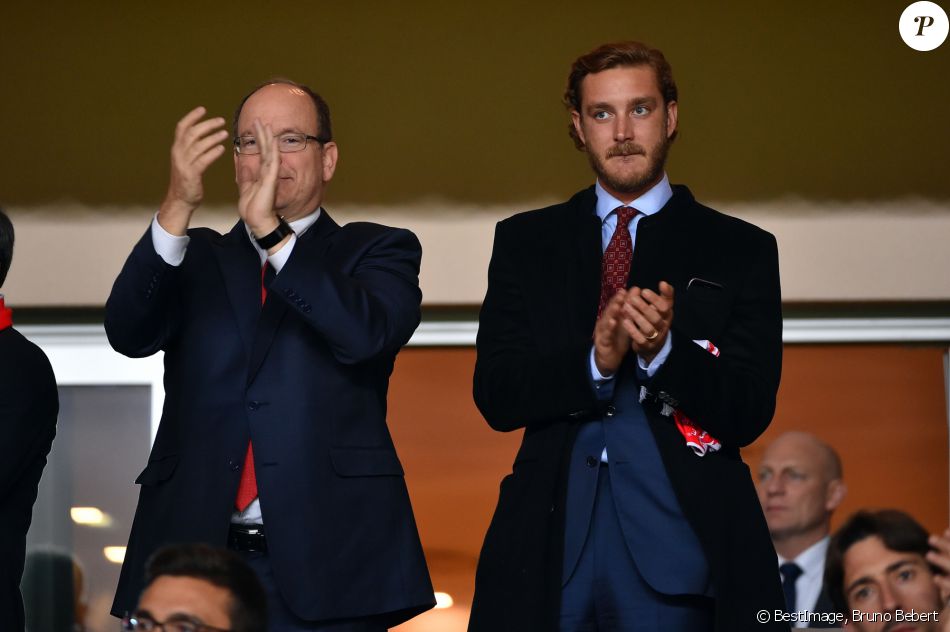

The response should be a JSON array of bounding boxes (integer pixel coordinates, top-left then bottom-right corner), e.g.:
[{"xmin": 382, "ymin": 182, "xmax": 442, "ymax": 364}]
[{"xmin": 3, "ymin": 1, "xmax": 948, "ymax": 208}]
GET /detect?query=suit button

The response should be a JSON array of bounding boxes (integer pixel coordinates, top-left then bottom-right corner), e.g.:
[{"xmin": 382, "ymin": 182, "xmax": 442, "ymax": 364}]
[
  {"xmin": 586, "ymin": 456, "xmax": 597, "ymax": 468},
  {"xmin": 302, "ymin": 305, "xmax": 312, "ymax": 313},
  {"xmin": 605, "ymin": 405, "xmax": 616, "ymax": 418},
  {"xmin": 229, "ymin": 459, "xmax": 240, "ymax": 472},
  {"xmin": 247, "ymin": 401, "xmax": 260, "ymax": 411}
]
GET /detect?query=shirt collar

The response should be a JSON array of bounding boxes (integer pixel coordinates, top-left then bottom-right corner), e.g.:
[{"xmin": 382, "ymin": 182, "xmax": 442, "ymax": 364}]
[
  {"xmin": 594, "ymin": 173, "xmax": 672, "ymax": 222},
  {"xmin": 778, "ymin": 536, "xmax": 830, "ymax": 577},
  {"xmin": 245, "ymin": 208, "xmax": 322, "ymax": 252}
]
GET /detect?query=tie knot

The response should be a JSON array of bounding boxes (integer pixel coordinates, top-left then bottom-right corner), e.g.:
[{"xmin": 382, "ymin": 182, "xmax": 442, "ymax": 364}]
[
  {"xmin": 779, "ymin": 562, "xmax": 803, "ymax": 582},
  {"xmin": 614, "ymin": 206, "xmax": 638, "ymax": 226}
]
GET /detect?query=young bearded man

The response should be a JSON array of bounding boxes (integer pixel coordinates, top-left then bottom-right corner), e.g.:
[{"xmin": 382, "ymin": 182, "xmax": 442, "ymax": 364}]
[{"xmin": 469, "ymin": 41, "xmax": 786, "ymax": 632}]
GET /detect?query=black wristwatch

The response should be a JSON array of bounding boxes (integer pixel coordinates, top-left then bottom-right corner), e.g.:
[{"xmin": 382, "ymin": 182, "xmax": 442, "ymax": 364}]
[{"xmin": 255, "ymin": 217, "xmax": 294, "ymax": 249}]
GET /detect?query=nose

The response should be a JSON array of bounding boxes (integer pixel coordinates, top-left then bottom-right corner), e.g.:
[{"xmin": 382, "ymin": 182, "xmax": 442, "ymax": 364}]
[
  {"xmin": 765, "ymin": 476, "xmax": 784, "ymax": 497},
  {"xmin": 614, "ymin": 115, "xmax": 632, "ymax": 142},
  {"xmin": 878, "ymin": 580, "xmax": 901, "ymax": 613}
]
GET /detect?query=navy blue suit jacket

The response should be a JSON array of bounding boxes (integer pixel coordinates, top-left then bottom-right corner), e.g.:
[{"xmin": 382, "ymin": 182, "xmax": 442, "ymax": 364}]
[{"xmin": 106, "ymin": 211, "xmax": 434, "ymax": 624}]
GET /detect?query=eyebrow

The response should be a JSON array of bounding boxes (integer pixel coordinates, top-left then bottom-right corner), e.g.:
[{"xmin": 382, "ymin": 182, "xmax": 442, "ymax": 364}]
[
  {"xmin": 845, "ymin": 559, "xmax": 920, "ymax": 594},
  {"xmin": 586, "ymin": 97, "xmax": 658, "ymax": 112},
  {"xmin": 165, "ymin": 612, "xmax": 207, "ymax": 623}
]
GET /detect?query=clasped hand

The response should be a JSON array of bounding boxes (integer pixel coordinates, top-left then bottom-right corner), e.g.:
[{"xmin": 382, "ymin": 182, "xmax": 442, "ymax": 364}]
[{"xmin": 593, "ymin": 281, "xmax": 674, "ymax": 377}]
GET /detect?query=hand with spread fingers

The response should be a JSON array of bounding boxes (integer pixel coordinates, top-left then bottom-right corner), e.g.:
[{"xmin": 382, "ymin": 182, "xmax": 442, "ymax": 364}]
[
  {"xmin": 620, "ymin": 281, "xmax": 674, "ymax": 364},
  {"xmin": 158, "ymin": 106, "xmax": 229, "ymax": 236},
  {"xmin": 237, "ymin": 118, "xmax": 282, "ymax": 242},
  {"xmin": 593, "ymin": 289, "xmax": 631, "ymax": 377},
  {"xmin": 927, "ymin": 528, "xmax": 950, "ymax": 630}
]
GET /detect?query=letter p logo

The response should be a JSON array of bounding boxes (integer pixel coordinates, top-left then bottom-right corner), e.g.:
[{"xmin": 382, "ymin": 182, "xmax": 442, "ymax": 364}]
[
  {"xmin": 900, "ymin": 2, "xmax": 948, "ymax": 50},
  {"xmin": 915, "ymin": 15, "xmax": 936, "ymax": 35}
]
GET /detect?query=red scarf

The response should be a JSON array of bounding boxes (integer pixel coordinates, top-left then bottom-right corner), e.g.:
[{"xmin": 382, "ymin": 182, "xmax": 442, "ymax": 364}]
[{"xmin": 0, "ymin": 296, "xmax": 12, "ymax": 331}]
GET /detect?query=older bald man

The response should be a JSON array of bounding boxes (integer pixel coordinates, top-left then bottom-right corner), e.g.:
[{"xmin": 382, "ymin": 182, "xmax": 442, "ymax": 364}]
[{"xmin": 756, "ymin": 431, "xmax": 847, "ymax": 628}]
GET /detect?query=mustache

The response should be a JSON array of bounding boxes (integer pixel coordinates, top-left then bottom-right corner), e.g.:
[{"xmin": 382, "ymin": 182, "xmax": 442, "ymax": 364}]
[{"xmin": 606, "ymin": 141, "xmax": 645, "ymax": 158}]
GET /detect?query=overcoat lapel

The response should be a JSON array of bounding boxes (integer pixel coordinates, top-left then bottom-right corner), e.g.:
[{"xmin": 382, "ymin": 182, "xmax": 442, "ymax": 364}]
[{"xmin": 567, "ymin": 187, "xmax": 603, "ymax": 338}]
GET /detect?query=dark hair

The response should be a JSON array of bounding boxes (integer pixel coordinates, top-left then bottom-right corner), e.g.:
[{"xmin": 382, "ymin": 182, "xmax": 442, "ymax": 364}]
[
  {"xmin": 825, "ymin": 509, "xmax": 936, "ymax": 614},
  {"xmin": 232, "ymin": 78, "xmax": 332, "ymax": 143},
  {"xmin": 143, "ymin": 543, "xmax": 267, "ymax": 632},
  {"xmin": 564, "ymin": 41, "xmax": 678, "ymax": 150},
  {"xmin": 0, "ymin": 207, "xmax": 13, "ymax": 288}
]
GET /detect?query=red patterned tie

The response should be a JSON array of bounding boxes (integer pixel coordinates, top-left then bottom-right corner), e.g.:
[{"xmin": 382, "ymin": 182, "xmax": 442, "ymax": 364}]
[
  {"xmin": 597, "ymin": 206, "xmax": 639, "ymax": 317},
  {"xmin": 234, "ymin": 263, "xmax": 269, "ymax": 511}
]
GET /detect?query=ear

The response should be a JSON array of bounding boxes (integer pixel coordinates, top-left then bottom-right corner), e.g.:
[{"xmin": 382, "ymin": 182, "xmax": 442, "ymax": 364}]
[
  {"xmin": 825, "ymin": 479, "xmax": 847, "ymax": 512},
  {"xmin": 571, "ymin": 110, "xmax": 586, "ymax": 147},
  {"xmin": 321, "ymin": 142, "xmax": 339, "ymax": 182},
  {"xmin": 665, "ymin": 100, "xmax": 678, "ymax": 139}
]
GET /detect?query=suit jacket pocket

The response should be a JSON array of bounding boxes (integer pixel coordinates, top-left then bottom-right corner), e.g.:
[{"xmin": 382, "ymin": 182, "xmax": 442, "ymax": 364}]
[
  {"xmin": 330, "ymin": 447, "xmax": 405, "ymax": 477},
  {"xmin": 134, "ymin": 455, "xmax": 179, "ymax": 486},
  {"xmin": 677, "ymin": 282, "xmax": 731, "ymax": 338}
]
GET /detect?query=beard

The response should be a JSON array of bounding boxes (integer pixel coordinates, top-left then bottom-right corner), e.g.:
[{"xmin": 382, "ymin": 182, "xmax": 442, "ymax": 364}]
[{"xmin": 586, "ymin": 133, "xmax": 671, "ymax": 197}]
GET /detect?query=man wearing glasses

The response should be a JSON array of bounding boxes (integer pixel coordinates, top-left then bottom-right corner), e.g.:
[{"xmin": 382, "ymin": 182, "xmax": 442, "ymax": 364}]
[
  {"xmin": 123, "ymin": 543, "xmax": 266, "ymax": 632},
  {"xmin": 106, "ymin": 80, "xmax": 434, "ymax": 630}
]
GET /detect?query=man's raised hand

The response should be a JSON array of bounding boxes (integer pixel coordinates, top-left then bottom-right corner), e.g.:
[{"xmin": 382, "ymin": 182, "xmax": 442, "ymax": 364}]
[
  {"xmin": 237, "ymin": 118, "xmax": 281, "ymax": 240},
  {"xmin": 159, "ymin": 106, "xmax": 228, "ymax": 236}
]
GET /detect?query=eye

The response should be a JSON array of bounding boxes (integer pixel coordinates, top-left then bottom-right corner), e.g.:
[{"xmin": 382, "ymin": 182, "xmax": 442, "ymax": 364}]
[
  {"xmin": 896, "ymin": 568, "xmax": 916, "ymax": 582},
  {"xmin": 240, "ymin": 137, "xmax": 257, "ymax": 148},
  {"xmin": 758, "ymin": 470, "xmax": 771, "ymax": 482},
  {"xmin": 633, "ymin": 105, "xmax": 649, "ymax": 116},
  {"xmin": 592, "ymin": 111, "xmax": 610, "ymax": 120},
  {"xmin": 280, "ymin": 134, "xmax": 304, "ymax": 147},
  {"xmin": 851, "ymin": 585, "xmax": 875, "ymax": 603}
]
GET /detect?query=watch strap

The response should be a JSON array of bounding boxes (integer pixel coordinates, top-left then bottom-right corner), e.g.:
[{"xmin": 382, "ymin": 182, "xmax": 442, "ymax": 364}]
[{"xmin": 255, "ymin": 217, "xmax": 294, "ymax": 250}]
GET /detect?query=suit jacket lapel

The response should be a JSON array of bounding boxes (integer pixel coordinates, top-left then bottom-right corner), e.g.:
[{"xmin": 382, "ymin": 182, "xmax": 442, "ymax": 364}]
[
  {"xmin": 246, "ymin": 209, "xmax": 340, "ymax": 384},
  {"xmin": 214, "ymin": 221, "xmax": 262, "ymax": 359}
]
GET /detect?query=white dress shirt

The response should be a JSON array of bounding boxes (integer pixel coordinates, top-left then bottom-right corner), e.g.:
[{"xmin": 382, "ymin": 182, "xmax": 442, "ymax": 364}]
[{"xmin": 778, "ymin": 536, "xmax": 830, "ymax": 627}]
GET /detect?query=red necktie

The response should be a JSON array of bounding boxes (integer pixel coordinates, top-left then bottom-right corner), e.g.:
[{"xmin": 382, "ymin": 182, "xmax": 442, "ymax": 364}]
[
  {"xmin": 234, "ymin": 263, "xmax": 269, "ymax": 511},
  {"xmin": 0, "ymin": 296, "xmax": 12, "ymax": 331},
  {"xmin": 597, "ymin": 206, "xmax": 639, "ymax": 317}
]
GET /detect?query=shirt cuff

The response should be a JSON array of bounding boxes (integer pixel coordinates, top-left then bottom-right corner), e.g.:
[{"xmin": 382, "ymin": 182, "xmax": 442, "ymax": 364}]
[
  {"xmin": 589, "ymin": 345, "xmax": 617, "ymax": 384},
  {"xmin": 638, "ymin": 334, "xmax": 673, "ymax": 377},
  {"xmin": 150, "ymin": 213, "xmax": 189, "ymax": 266},
  {"xmin": 266, "ymin": 233, "xmax": 297, "ymax": 273}
]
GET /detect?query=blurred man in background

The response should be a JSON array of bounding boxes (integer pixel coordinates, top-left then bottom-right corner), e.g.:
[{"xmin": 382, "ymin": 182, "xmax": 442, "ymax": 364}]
[
  {"xmin": 825, "ymin": 509, "xmax": 950, "ymax": 632},
  {"xmin": 125, "ymin": 543, "xmax": 266, "ymax": 632},
  {"xmin": 757, "ymin": 431, "xmax": 847, "ymax": 627}
]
